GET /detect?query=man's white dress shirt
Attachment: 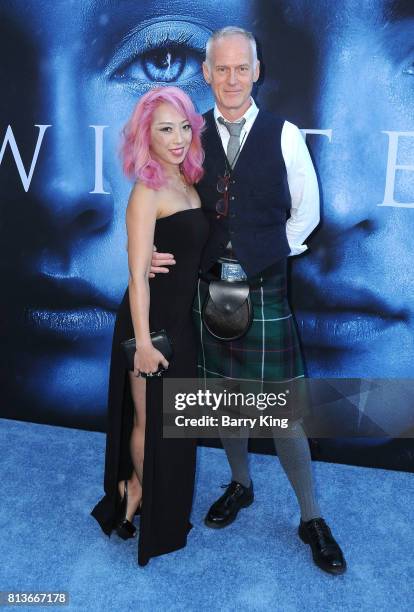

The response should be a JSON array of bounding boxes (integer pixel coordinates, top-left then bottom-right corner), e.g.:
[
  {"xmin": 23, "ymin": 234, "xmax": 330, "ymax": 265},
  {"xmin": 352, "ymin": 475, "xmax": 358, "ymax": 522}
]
[{"xmin": 214, "ymin": 99, "xmax": 320, "ymax": 256}]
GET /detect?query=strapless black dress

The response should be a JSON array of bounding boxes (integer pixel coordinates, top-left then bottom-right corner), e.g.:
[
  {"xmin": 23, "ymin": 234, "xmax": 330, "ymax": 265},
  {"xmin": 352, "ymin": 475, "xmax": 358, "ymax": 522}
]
[{"xmin": 91, "ymin": 208, "xmax": 209, "ymax": 566}]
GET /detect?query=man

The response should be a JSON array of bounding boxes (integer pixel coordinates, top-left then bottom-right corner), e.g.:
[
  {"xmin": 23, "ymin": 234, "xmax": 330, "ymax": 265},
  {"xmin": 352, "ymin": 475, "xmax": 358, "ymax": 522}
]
[{"xmin": 151, "ymin": 26, "xmax": 346, "ymax": 575}]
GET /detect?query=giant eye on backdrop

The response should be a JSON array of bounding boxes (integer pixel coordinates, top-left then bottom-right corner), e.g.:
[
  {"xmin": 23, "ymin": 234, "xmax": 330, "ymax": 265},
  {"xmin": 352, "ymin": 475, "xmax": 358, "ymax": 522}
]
[
  {"xmin": 106, "ymin": 20, "xmax": 211, "ymax": 93},
  {"xmin": 122, "ymin": 45, "xmax": 195, "ymax": 82}
]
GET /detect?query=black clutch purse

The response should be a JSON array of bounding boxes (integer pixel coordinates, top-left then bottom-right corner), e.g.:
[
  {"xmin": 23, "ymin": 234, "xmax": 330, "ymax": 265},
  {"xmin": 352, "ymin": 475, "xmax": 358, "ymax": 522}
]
[
  {"xmin": 120, "ymin": 330, "xmax": 173, "ymax": 375},
  {"xmin": 202, "ymin": 280, "xmax": 253, "ymax": 341}
]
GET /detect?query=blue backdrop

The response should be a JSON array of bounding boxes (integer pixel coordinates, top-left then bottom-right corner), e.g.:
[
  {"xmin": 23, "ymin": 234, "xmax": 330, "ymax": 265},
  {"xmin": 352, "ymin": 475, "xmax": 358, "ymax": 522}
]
[{"xmin": 0, "ymin": 1, "xmax": 413, "ymax": 469}]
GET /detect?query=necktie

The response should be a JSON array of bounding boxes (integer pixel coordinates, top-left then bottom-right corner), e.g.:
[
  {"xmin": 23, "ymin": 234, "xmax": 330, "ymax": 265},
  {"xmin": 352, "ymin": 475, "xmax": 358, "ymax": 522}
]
[{"xmin": 217, "ymin": 117, "xmax": 246, "ymax": 168}]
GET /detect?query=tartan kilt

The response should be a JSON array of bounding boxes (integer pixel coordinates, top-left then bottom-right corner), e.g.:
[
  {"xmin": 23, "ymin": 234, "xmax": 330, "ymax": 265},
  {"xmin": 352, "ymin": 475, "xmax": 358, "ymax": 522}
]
[{"xmin": 192, "ymin": 268, "xmax": 308, "ymax": 420}]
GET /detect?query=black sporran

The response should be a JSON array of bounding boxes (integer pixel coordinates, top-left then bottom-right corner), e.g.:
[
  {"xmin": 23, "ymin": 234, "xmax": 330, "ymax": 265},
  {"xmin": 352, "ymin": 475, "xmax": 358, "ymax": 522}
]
[{"xmin": 202, "ymin": 280, "xmax": 253, "ymax": 341}]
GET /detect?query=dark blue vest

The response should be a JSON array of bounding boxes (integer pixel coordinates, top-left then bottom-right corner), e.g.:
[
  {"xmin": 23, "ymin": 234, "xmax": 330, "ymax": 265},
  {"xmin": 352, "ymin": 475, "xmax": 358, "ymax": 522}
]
[{"xmin": 197, "ymin": 109, "xmax": 291, "ymax": 280}]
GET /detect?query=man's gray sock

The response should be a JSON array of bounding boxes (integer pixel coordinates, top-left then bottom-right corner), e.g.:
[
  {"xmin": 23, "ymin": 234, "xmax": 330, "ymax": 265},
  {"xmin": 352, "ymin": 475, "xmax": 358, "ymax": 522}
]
[
  {"xmin": 220, "ymin": 433, "xmax": 251, "ymax": 488},
  {"xmin": 272, "ymin": 419, "xmax": 321, "ymax": 522}
]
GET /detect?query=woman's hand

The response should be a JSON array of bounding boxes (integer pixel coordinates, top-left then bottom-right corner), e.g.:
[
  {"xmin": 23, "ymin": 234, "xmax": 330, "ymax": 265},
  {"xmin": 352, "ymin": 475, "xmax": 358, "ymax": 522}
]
[{"xmin": 134, "ymin": 343, "xmax": 169, "ymax": 377}]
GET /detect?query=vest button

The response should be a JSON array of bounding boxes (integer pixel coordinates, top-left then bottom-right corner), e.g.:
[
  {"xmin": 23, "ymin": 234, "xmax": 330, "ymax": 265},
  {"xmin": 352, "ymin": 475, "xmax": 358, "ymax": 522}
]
[{"xmin": 230, "ymin": 196, "xmax": 235, "ymax": 200}]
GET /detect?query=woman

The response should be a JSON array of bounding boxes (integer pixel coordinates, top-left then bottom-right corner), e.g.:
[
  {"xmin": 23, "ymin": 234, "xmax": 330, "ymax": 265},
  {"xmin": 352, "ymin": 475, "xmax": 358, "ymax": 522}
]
[{"xmin": 91, "ymin": 86, "xmax": 209, "ymax": 566}]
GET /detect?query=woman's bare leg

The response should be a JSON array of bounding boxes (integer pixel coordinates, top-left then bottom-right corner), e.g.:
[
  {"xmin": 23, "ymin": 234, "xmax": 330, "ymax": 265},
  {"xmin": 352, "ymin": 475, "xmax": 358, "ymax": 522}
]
[
  {"xmin": 117, "ymin": 373, "xmax": 146, "ymax": 521},
  {"xmin": 129, "ymin": 372, "xmax": 146, "ymax": 487}
]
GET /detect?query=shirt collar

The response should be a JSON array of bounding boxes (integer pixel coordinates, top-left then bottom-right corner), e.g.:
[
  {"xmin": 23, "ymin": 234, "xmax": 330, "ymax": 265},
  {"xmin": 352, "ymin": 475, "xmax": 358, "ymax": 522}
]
[{"xmin": 214, "ymin": 97, "xmax": 258, "ymax": 124}]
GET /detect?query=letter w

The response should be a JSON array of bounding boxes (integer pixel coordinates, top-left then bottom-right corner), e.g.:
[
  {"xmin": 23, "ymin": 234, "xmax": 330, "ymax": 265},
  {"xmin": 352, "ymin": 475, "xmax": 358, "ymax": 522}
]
[{"xmin": 0, "ymin": 125, "xmax": 51, "ymax": 192}]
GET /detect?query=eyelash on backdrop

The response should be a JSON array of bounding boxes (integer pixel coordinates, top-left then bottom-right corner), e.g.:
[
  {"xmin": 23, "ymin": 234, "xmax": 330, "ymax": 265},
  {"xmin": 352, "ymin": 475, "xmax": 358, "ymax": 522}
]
[{"xmin": 106, "ymin": 21, "xmax": 211, "ymax": 95}]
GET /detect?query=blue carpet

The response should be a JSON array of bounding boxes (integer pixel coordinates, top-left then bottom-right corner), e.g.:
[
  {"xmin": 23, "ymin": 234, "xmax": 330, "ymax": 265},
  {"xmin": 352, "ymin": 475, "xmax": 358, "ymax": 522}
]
[{"xmin": 0, "ymin": 418, "xmax": 412, "ymax": 612}]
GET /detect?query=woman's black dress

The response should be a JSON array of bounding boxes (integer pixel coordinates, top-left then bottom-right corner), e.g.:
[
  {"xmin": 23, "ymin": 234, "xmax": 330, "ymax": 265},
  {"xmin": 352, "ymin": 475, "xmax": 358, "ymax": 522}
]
[{"xmin": 91, "ymin": 208, "xmax": 209, "ymax": 566}]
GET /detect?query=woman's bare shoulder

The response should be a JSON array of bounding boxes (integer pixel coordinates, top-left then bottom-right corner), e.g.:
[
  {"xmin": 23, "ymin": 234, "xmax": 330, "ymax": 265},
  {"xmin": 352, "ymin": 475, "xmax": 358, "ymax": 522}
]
[{"xmin": 127, "ymin": 181, "xmax": 160, "ymax": 211}]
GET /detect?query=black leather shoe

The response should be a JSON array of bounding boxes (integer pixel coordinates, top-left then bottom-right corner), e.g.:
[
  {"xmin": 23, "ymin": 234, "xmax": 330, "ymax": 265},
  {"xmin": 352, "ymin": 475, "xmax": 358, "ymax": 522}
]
[
  {"xmin": 115, "ymin": 480, "xmax": 137, "ymax": 540},
  {"xmin": 204, "ymin": 481, "xmax": 254, "ymax": 529},
  {"xmin": 299, "ymin": 517, "xmax": 347, "ymax": 575}
]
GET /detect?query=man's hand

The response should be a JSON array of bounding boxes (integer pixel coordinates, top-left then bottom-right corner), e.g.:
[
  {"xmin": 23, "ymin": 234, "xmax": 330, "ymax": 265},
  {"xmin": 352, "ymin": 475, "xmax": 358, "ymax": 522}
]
[{"xmin": 149, "ymin": 246, "xmax": 176, "ymax": 278}]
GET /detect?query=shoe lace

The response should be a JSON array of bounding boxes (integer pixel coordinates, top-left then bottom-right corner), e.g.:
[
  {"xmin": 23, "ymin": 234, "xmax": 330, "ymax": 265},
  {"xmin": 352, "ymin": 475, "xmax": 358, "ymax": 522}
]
[
  {"xmin": 219, "ymin": 481, "xmax": 247, "ymax": 500},
  {"xmin": 308, "ymin": 519, "xmax": 332, "ymax": 545}
]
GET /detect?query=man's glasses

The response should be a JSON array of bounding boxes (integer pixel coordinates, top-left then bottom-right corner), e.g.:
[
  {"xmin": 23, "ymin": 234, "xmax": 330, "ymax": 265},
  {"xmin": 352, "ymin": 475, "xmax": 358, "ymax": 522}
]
[{"xmin": 216, "ymin": 174, "xmax": 230, "ymax": 217}]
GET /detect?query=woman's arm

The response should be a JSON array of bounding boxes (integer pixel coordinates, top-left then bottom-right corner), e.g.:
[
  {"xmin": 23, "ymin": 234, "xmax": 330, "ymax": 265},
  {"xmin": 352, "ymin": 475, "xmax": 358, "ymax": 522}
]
[{"xmin": 126, "ymin": 183, "xmax": 169, "ymax": 375}]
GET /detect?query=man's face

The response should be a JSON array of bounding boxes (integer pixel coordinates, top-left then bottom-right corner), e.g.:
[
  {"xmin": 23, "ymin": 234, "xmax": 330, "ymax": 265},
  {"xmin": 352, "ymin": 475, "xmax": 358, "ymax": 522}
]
[
  {"xmin": 251, "ymin": 0, "xmax": 414, "ymax": 441},
  {"xmin": 0, "ymin": 0, "xmax": 254, "ymax": 427},
  {"xmin": 293, "ymin": 0, "xmax": 413, "ymax": 382},
  {"xmin": 202, "ymin": 34, "xmax": 260, "ymax": 119},
  {"xmin": 254, "ymin": 0, "xmax": 414, "ymax": 381}
]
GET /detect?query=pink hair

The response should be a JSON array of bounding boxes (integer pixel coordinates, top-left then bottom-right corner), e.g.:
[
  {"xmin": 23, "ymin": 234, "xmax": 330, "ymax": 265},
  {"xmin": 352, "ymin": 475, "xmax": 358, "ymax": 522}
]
[{"xmin": 120, "ymin": 86, "xmax": 205, "ymax": 189}]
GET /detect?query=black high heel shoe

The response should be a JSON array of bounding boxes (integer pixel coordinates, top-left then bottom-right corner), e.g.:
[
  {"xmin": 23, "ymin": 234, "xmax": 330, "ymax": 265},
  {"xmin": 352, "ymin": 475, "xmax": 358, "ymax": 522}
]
[{"xmin": 115, "ymin": 480, "xmax": 137, "ymax": 540}]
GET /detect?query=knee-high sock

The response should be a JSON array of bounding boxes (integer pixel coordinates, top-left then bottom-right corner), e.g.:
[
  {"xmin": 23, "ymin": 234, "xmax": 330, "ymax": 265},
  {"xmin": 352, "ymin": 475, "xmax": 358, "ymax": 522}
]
[
  {"xmin": 220, "ymin": 426, "xmax": 251, "ymax": 488},
  {"xmin": 272, "ymin": 419, "xmax": 321, "ymax": 521}
]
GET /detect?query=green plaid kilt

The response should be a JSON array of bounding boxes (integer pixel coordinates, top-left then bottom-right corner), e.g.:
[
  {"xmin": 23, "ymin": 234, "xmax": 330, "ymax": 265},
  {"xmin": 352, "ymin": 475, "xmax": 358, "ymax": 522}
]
[{"xmin": 192, "ymin": 268, "xmax": 308, "ymax": 420}]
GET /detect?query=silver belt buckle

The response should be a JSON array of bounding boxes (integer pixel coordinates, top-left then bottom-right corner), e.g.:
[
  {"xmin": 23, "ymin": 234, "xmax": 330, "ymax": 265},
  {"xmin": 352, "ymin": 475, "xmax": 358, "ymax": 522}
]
[{"xmin": 220, "ymin": 262, "xmax": 247, "ymax": 282}]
